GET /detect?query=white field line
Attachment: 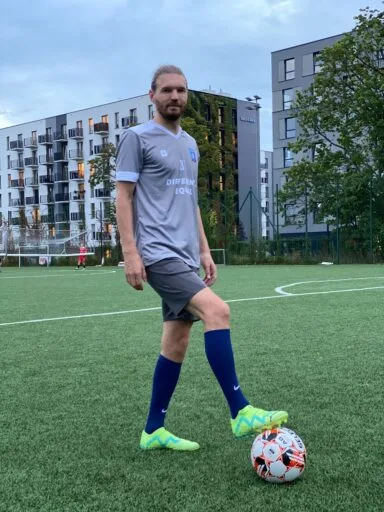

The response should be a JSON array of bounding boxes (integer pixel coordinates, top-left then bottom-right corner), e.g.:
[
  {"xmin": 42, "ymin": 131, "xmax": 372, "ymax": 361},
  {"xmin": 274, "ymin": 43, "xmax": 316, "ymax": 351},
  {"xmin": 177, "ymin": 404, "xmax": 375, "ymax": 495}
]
[
  {"xmin": 275, "ymin": 277, "xmax": 384, "ymax": 296},
  {"xmin": 0, "ymin": 270, "xmax": 116, "ymax": 280},
  {"xmin": 1, "ymin": 283, "xmax": 384, "ymax": 328}
]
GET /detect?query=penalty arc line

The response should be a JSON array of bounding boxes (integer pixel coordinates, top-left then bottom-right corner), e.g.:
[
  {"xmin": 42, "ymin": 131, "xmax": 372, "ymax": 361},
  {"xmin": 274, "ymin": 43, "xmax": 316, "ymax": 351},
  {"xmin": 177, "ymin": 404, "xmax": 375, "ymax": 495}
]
[
  {"xmin": 0, "ymin": 285, "xmax": 383, "ymax": 328},
  {"xmin": 275, "ymin": 276, "xmax": 384, "ymax": 296}
]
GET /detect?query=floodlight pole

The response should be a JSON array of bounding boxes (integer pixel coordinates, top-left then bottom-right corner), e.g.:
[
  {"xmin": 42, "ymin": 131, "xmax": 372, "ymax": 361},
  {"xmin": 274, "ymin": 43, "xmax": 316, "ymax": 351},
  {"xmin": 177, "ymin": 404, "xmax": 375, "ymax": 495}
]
[{"xmin": 245, "ymin": 95, "xmax": 262, "ymax": 240}]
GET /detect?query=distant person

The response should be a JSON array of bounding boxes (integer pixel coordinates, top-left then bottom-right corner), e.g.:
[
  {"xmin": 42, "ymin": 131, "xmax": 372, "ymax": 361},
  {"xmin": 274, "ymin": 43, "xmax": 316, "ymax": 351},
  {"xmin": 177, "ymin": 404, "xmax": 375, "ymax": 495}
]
[
  {"xmin": 77, "ymin": 245, "xmax": 87, "ymax": 270},
  {"xmin": 115, "ymin": 64, "xmax": 288, "ymax": 452},
  {"xmin": 0, "ymin": 222, "xmax": 9, "ymax": 272}
]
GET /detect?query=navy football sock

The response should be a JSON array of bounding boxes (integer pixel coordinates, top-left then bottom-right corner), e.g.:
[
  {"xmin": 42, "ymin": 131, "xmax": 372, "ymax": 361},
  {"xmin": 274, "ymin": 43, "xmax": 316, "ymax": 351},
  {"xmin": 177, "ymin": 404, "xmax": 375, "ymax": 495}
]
[
  {"xmin": 204, "ymin": 329, "xmax": 249, "ymax": 418},
  {"xmin": 145, "ymin": 354, "xmax": 182, "ymax": 434}
]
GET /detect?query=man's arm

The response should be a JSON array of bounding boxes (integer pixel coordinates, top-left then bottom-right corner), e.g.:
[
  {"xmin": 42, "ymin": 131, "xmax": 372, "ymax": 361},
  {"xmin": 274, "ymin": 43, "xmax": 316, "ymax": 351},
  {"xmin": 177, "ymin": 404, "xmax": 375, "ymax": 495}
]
[
  {"xmin": 116, "ymin": 181, "xmax": 146, "ymax": 290},
  {"xmin": 197, "ymin": 207, "xmax": 217, "ymax": 286}
]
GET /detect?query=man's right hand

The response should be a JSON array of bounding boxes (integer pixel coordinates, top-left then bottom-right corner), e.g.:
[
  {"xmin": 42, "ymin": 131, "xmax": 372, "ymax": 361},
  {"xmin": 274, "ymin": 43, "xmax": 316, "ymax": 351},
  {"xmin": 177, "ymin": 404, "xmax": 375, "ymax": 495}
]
[{"xmin": 124, "ymin": 252, "xmax": 147, "ymax": 291}]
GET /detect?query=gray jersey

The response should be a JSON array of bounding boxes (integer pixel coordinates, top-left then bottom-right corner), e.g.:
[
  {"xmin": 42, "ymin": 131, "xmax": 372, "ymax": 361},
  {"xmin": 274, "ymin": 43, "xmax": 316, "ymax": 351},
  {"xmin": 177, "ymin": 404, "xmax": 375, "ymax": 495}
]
[{"xmin": 116, "ymin": 120, "xmax": 200, "ymax": 268}]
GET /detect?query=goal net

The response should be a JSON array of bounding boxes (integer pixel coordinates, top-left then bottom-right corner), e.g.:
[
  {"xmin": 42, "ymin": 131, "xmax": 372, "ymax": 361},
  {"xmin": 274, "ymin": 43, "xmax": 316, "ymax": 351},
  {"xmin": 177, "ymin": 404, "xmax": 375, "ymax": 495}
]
[{"xmin": 0, "ymin": 226, "xmax": 95, "ymax": 267}]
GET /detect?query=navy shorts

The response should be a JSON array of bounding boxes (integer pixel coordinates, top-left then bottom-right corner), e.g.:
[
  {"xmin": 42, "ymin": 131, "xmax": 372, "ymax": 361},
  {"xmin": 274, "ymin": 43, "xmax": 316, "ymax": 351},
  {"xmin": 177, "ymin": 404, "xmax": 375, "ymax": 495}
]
[{"xmin": 145, "ymin": 258, "xmax": 206, "ymax": 322}]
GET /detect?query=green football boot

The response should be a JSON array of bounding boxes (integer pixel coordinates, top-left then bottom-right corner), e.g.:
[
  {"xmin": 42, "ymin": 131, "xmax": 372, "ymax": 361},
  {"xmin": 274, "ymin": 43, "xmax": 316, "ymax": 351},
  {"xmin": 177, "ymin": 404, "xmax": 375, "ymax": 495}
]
[
  {"xmin": 231, "ymin": 405, "xmax": 288, "ymax": 438},
  {"xmin": 140, "ymin": 427, "xmax": 200, "ymax": 451}
]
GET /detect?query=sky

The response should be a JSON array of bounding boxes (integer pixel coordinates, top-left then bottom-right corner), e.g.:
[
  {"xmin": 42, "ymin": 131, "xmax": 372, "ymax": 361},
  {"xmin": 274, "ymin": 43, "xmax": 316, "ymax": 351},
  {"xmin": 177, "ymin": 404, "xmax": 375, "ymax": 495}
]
[{"xmin": 1, "ymin": 0, "xmax": 383, "ymax": 150}]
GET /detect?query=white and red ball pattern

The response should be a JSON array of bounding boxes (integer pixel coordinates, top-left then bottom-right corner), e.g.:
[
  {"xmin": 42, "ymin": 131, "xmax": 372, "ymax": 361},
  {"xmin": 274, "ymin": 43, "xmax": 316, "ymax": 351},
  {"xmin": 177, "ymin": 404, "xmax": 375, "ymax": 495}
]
[{"xmin": 251, "ymin": 428, "xmax": 306, "ymax": 483}]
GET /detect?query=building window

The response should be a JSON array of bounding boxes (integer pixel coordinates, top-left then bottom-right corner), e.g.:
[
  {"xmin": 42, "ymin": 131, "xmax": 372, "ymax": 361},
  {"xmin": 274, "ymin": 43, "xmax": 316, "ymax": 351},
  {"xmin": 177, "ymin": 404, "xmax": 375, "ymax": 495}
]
[
  {"xmin": 232, "ymin": 108, "xmax": 237, "ymax": 126},
  {"xmin": 218, "ymin": 106, "xmax": 225, "ymax": 124},
  {"xmin": 101, "ymin": 115, "xmax": 108, "ymax": 123},
  {"xmin": 311, "ymin": 142, "xmax": 322, "ymax": 161},
  {"xmin": 265, "ymin": 187, "xmax": 269, "ymax": 197},
  {"xmin": 232, "ymin": 132, "xmax": 238, "ymax": 148},
  {"xmin": 219, "ymin": 129, "xmax": 225, "ymax": 146},
  {"xmin": 376, "ymin": 49, "xmax": 384, "ymax": 68},
  {"xmin": 219, "ymin": 174, "xmax": 225, "ymax": 192},
  {"xmin": 285, "ymin": 117, "xmax": 296, "ymax": 138},
  {"xmin": 283, "ymin": 147, "xmax": 293, "ymax": 167},
  {"xmin": 148, "ymin": 104, "xmax": 154, "ymax": 120},
  {"xmin": 115, "ymin": 134, "xmax": 120, "ymax": 147},
  {"xmin": 284, "ymin": 203, "xmax": 297, "ymax": 225},
  {"xmin": 7, "ymin": 156, "xmax": 11, "ymax": 169},
  {"xmin": 204, "ymin": 103, "xmax": 211, "ymax": 122},
  {"xmin": 89, "ymin": 139, "xmax": 93, "ymax": 155},
  {"xmin": 6, "ymin": 136, "xmax": 10, "ymax": 150},
  {"xmin": 284, "ymin": 58, "xmax": 295, "ymax": 80},
  {"xmin": 115, "ymin": 113, "xmax": 119, "ymax": 129},
  {"xmin": 219, "ymin": 152, "xmax": 225, "ymax": 168},
  {"xmin": 88, "ymin": 118, "xmax": 94, "ymax": 134},
  {"xmin": 313, "ymin": 52, "xmax": 322, "ymax": 74},
  {"xmin": 283, "ymin": 88, "xmax": 294, "ymax": 110}
]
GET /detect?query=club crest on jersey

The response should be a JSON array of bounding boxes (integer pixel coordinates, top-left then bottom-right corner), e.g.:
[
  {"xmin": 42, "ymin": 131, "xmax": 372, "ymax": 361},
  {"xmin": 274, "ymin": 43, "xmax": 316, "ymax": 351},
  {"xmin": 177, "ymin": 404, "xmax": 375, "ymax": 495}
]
[
  {"xmin": 160, "ymin": 149, "xmax": 168, "ymax": 157},
  {"xmin": 189, "ymin": 148, "xmax": 197, "ymax": 162}
]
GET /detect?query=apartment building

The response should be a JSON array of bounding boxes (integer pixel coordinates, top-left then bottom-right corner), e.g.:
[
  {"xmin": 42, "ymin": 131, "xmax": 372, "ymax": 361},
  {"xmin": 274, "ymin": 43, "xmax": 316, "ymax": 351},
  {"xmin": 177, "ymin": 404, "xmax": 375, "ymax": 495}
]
[
  {"xmin": 0, "ymin": 91, "xmax": 262, "ymax": 246},
  {"xmin": 272, "ymin": 34, "xmax": 343, "ymax": 237}
]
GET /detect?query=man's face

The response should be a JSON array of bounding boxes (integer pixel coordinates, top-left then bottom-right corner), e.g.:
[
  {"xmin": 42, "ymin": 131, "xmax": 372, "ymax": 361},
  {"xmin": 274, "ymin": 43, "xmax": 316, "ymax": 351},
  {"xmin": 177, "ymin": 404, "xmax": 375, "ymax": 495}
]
[{"xmin": 149, "ymin": 73, "xmax": 188, "ymax": 122}]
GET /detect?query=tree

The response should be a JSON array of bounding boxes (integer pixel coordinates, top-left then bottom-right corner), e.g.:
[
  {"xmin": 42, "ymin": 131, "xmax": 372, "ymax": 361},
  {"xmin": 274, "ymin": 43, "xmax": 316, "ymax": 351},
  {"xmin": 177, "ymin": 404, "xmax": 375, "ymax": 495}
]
[
  {"xmin": 89, "ymin": 143, "xmax": 117, "ymax": 225},
  {"xmin": 88, "ymin": 143, "xmax": 118, "ymax": 259},
  {"xmin": 279, "ymin": 6, "xmax": 384, "ymax": 258}
]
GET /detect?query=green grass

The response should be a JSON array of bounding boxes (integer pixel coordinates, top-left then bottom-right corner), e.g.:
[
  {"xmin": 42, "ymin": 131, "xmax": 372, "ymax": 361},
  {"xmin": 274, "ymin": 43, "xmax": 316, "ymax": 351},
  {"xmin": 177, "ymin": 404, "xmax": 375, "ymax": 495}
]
[{"xmin": 0, "ymin": 264, "xmax": 383, "ymax": 512}]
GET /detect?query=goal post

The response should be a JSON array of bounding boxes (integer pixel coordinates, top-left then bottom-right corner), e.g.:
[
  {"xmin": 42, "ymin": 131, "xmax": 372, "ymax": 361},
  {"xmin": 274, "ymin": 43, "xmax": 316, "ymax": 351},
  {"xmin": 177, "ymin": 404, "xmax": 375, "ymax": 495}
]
[{"xmin": 210, "ymin": 248, "xmax": 226, "ymax": 265}]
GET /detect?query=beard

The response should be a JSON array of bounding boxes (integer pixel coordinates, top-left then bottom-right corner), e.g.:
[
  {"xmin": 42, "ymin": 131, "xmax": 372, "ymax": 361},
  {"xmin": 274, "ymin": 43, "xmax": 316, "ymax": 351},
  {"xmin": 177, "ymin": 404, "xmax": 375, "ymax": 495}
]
[{"xmin": 156, "ymin": 103, "xmax": 186, "ymax": 122}]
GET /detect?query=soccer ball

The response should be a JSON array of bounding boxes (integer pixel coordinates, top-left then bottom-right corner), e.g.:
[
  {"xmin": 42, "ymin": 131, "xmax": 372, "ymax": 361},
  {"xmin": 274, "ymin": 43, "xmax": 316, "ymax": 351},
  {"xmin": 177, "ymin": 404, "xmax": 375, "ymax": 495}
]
[{"xmin": 251, "ymin": 428, "xmax": 306, "ymax": 483}]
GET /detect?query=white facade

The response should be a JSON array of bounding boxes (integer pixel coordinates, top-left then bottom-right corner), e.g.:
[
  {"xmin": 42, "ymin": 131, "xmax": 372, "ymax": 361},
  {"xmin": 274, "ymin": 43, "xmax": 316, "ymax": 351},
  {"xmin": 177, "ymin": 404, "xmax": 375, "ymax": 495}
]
[{"xmin": 0, "ymin": 95, "xmax": 153, "ymax": 243}]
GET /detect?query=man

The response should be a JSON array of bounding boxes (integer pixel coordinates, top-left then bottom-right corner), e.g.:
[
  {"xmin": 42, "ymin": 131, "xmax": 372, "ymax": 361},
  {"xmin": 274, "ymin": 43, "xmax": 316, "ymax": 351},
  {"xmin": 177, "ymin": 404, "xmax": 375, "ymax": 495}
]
[
  {"xmin": 116, "ymin": 65, "xmax": 288, "ymax": 451},
  {"xmin": 77, "ymin": 245, "xmax": 87, "ymax": 270}
]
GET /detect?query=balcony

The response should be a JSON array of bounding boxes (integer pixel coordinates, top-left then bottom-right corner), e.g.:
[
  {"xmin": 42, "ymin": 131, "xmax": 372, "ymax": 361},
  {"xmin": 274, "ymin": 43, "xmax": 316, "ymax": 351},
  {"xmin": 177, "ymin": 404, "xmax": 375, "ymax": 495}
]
[
  {"xmin": 69, "ymin": 149, "xmax": 84, "ymax": 160},
  {"xmin": 9, "ymin": 198, "xmax": 24, "ymax": 207},
  {"xmin": 24, "ymin": 156, "xmax": 39, "ymax": 168},
  {"xmin": 10, "ymin": 159, "xmax": 24, "ymax": 170},
  {"xmin": 55, "ymin": 213, "xmax": 69, "ymax": 223},
  {"xmin": 40, "ymin": 195, "xmax": 55, "ymax": 204},
  {"xmin": 25, "ymin": 177, "xmax": 39, "ymax": 187},
  {"xmin": 122, "ymin": 116, "xmax": 138, "ymax": 128},
  {"xmin": 95, "ymin": 188, "xmax": 111, "ymax": 199},
  {"xmin": 10, "ymin": 140, "xmax": 24, "ymax": 151},
  {"xmin": 55, "ymin": 193, "xmax": 69, "ymax": 202},
  {"xmin": 39, "ymin": 175, "xmax": 54, "ymax": 184},
  {"xmin": 53, "ymin": 131, "xmax": 68, "ymax": 142},
  {"xmin": 41, "ymin": 214, "xmax": 55, "ymax": 224},
  {"xmin": 93, "ymin": 144, "xmax": 109, "ymax": 155},
  {"xmin": 54, "ymin": 171, "xmax": 69, "ymax": 182},
  {"xmin": 70, "ymin": 212, "xmax": 85, "ymax": 221},
  {"xmin": 68, "ymin": 127, "xmax": 84, "ymax": 139},
  {"xmin": 10, "ymin": 179, "xmax": 25, "ymax": 188},
  {"xmin": 54, "ymin": 151, "xmax": 68, "ymax": 162},
  {"xmin": 39, "ymin": 155, "xmax": 54, "ymax": 165},
  {"xmin": 69, "ymin": 171, "xmax": 85, "ymax": 181},
  {"xmin": 24, "ymin": 137, "xmax": 38, "ymax": 148},
  {"xmin": 94, "ymin": 122, "xmax": 109, "ymax": 134},
  {"xmin": 70, "ymin": 191, "xmax": 85, "ymax": 202},
  {"xmin": 38, "ymin": 134, "xmax": 53, "ymax": 145},
  {"xmin": 25, "ymin": 196, "xmax": 39, "ymax": 206}
]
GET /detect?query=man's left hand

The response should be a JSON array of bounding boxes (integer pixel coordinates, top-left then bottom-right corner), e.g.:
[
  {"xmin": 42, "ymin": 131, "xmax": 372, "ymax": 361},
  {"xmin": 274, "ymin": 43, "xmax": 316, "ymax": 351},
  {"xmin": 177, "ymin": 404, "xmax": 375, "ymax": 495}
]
[{"xmin": 200, "ymin": 252, "xmax": 217, "ymax": 287}]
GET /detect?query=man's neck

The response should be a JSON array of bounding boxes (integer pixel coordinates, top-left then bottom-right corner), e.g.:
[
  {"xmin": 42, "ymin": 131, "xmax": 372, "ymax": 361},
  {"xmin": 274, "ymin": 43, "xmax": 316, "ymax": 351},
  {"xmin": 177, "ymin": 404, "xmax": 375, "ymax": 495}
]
[{"xmin": 153, "ymin": 114, "xmax": 181, "ymax": 135}]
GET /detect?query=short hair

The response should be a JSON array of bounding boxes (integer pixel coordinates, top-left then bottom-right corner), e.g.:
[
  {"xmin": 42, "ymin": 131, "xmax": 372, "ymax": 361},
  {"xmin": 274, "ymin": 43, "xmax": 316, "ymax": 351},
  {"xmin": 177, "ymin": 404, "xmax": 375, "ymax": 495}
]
[{"xmin": 151, "ymin": 65, "xmax": 187, "ymax": 91}]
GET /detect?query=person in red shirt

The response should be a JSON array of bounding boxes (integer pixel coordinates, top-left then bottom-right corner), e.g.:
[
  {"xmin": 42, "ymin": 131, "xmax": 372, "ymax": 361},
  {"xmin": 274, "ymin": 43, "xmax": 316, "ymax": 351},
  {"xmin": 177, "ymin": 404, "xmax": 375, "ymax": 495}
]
[{"xmin": 77, "ymin": 245, "xmax": 87, "ymax": 270}]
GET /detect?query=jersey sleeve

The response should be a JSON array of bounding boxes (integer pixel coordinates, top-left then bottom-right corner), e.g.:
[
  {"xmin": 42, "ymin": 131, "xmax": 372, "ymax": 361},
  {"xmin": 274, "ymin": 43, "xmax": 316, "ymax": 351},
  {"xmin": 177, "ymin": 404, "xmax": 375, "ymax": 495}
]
[{"xmin": 116, "ymin": 129, "xmax": 143, "ymax": 182}]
